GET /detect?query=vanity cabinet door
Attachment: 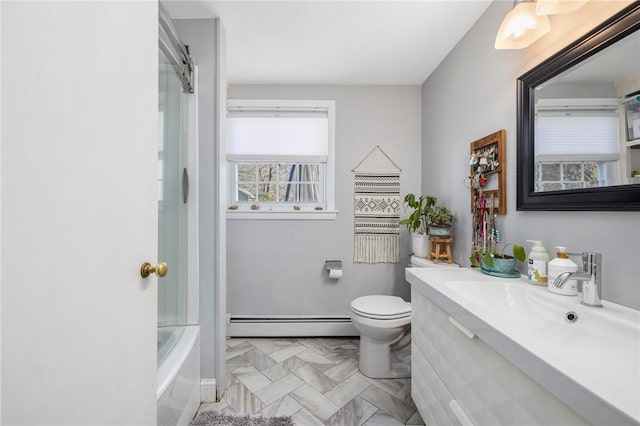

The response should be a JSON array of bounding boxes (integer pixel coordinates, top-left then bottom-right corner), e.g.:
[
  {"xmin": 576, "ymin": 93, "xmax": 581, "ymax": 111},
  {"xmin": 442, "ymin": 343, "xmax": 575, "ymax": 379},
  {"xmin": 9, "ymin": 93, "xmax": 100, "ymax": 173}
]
[
  {"xmin": 412, "ymin": 289, "xmax": 588, "ymax": 426},
  {"xmin": 412, "ymin": 288, "xmax": 469, "ymax": 425},
  {"xmin": 412, "ymin": 342, "xmax": 463, "ymax": 426}
]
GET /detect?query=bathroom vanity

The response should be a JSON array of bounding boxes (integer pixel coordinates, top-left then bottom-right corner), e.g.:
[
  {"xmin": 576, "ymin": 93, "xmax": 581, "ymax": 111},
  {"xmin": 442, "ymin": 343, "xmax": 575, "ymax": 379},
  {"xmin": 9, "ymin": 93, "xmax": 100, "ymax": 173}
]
[{"xmin": 406, "ymin": 267, "xmax": 640, "ymax": 426}]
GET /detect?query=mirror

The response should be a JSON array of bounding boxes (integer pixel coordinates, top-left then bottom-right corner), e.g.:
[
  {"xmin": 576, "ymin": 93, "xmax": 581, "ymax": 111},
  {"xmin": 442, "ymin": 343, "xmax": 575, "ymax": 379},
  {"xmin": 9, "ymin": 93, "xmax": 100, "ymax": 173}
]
[{"xmin": 517, "ymin": 3, "xmax": 640, "ymax": 210}]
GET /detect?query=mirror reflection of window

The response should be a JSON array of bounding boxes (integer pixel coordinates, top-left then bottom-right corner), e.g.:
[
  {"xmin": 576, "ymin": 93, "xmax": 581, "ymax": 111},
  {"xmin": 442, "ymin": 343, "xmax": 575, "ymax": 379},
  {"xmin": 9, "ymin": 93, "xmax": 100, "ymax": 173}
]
[{"xmin": 534, "ymin": 99, "xmax": 620, "ymax": 191}]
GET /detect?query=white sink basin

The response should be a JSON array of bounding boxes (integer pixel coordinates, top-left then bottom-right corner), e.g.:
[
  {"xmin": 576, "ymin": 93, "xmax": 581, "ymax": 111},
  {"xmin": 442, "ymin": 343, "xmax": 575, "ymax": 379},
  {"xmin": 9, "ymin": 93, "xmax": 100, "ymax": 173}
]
[
  {"xmin": 444, "ymin": 279, "xmax": 639, "ymax": 346},
  {"xmin": 406, "ymin": 267, "xmax": 640, "ymax": 425}
]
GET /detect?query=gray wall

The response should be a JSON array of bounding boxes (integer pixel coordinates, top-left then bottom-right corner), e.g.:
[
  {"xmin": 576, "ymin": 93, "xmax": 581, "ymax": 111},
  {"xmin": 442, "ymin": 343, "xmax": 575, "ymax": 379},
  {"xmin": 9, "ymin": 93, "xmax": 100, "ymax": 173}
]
[
  {"xmin": 227, "ymin": 85, "xmax": 422, "ymax": 315},
  {"xmin": 538, "ymin": 82, "xmax": 617, "ymax": 99},
  {"xmin": 174, "ymin": 19, "xmax": 218, "ymax": 378},
  {"xmin": 421, "ymin": 1, "xmax": 640, "ymax": 309}
]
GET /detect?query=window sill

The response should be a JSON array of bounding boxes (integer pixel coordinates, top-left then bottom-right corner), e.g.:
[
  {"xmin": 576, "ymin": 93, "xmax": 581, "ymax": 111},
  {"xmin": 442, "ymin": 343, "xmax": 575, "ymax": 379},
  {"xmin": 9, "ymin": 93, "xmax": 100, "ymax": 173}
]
[{"xmin": 226, "ymin": 209, "xmax": 338, "ymax": 220}]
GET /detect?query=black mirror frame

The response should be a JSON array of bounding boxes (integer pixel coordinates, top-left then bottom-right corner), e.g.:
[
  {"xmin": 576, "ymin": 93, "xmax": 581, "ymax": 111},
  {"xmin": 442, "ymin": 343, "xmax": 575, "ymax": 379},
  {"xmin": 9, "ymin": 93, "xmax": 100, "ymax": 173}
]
[{"xmin": 517, "ymin": 3, "xmax": 640, "ymax": 211}]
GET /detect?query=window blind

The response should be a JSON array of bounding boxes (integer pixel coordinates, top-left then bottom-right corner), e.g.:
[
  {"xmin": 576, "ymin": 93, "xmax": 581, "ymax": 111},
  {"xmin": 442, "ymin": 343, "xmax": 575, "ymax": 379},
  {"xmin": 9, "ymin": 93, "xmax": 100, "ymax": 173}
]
[
  {"xmin": 227, "ymin": 109, "xmax": 329, "ymax": 161},
  {"xmin": 535, "ymin": 111, "xmax": 620, "ymax": 159}
]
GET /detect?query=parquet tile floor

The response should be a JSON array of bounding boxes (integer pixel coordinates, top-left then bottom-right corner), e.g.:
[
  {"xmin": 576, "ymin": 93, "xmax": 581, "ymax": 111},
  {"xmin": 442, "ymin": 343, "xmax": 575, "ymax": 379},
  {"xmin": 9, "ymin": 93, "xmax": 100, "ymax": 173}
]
[{"xmin": 196, "ymin": 337, "xmax": 424, "ymax": 425}]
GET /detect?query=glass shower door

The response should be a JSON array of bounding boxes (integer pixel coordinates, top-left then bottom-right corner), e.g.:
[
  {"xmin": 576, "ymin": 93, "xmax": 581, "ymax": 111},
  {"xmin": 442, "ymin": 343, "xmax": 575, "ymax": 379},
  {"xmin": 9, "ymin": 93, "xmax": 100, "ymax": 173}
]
[{"xmin": 157, "ymin": 49, "xmax": 189, "ymax": 364}]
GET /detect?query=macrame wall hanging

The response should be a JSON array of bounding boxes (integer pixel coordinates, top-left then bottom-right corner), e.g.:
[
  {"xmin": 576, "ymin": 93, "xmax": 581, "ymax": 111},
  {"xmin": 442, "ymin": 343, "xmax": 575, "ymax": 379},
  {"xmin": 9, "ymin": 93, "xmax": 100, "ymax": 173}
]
[{"xmin": 352, "ymin": 145, "xmax": 401, "ymax": 264}]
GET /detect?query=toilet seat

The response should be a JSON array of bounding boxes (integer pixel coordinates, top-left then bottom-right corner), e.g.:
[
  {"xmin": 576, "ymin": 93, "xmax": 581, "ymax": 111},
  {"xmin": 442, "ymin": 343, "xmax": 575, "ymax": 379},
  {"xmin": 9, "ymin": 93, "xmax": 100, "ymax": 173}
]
[
  {"xmin": 350, "ymin": 295, "xmax": 411, "ymax": 320},
  {"xmin": 352, "ymin": 310, "xmax": 411, "ymax": 320}
]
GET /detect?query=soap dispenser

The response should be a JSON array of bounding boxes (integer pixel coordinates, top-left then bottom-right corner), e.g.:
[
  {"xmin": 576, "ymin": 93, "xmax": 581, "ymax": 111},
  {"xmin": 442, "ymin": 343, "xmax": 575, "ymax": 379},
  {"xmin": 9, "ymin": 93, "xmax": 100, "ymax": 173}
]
[
  {"xmin": 526, "ymin": 240, "xmax": 549, "ymax": 286},
  {"xmin": 548, "ymin": 246, "xmax": 579, "ymax": 296}
]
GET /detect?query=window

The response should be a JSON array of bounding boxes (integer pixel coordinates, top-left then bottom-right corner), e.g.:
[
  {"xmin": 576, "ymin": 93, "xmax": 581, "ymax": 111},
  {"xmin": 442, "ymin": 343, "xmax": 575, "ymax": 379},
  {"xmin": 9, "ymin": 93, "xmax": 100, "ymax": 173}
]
[
  {"xmin": 535, "ymin": 161, "xmax": 600, "ymax": 191},
  {"xmin": 535, "ymin": 99, "xmax": 620, "ymax": 190},
  {"xmin": 227, "ymin": 100, "xmax": 335, "ymax": 218},
  {"xmin": 235, "ymin": 162, "xmax": 323, "ymax": 204}
]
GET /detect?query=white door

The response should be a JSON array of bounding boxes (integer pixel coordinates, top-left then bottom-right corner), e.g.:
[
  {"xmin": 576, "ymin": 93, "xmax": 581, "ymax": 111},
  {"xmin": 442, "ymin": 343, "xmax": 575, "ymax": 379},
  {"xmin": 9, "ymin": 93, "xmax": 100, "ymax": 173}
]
[{"xmin": 2, "ymin": 2, "xmax": 159, "ymax": 424}]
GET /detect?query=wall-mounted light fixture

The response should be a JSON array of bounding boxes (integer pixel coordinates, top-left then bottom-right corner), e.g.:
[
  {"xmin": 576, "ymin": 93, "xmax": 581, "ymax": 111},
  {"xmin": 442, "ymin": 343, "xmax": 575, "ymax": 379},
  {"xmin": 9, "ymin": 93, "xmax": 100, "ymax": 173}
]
[
  {"xmin": 495, "ymin": 0, "xmax": 588, "ymax": 49},
  {"xmin": 495, "ymin": 0, "xmax": 551, "ymax": 49}
]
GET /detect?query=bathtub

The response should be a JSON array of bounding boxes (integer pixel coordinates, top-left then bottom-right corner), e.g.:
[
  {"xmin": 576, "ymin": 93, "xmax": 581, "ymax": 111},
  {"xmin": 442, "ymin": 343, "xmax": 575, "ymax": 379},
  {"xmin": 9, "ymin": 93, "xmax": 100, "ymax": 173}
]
[{"xmin": 157, "ymin": 325, "xmax": 201, "ymax": 426}]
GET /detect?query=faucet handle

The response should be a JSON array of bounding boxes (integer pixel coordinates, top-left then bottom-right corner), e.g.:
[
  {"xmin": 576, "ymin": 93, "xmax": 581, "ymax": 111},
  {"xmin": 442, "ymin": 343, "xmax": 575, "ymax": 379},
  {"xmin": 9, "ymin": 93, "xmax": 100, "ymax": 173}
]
[{"xmin": 582, "ymin": 252, "xmax": 602, "ymax": 266}]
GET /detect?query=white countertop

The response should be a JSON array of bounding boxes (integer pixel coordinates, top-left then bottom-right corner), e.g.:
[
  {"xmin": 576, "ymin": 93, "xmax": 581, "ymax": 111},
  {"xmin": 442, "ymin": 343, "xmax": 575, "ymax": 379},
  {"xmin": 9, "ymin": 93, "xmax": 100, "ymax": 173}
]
[{"xmin": 406, "ymin": 267, "xmax": 640, "ymax": 426}]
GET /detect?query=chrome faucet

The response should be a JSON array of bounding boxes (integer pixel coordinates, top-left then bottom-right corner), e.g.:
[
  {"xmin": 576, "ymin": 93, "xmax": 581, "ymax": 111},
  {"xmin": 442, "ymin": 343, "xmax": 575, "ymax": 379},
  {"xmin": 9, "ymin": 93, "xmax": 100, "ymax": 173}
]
[{"xmin": 552, "ymin": 252, "xmax": 603, "ymax": 307}]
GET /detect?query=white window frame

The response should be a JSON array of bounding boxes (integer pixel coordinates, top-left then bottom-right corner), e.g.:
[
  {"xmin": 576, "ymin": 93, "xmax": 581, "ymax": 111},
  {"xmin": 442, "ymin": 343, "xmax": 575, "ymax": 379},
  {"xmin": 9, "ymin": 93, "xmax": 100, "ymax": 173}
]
[{"xmin": 226, "ymin": 99, "xmax": 336, "ymax": 220}]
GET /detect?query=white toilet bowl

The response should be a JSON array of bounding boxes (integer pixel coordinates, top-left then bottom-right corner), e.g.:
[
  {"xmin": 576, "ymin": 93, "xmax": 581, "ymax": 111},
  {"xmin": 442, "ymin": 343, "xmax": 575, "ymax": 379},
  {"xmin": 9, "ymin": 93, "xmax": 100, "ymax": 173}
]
[
  {"xmin": 350, "ymin": 295, "xmax": 412, "ymax": 379},
  {"xmin": 350, "ymin": 256, "xmax": 460, "ymax": 379}
]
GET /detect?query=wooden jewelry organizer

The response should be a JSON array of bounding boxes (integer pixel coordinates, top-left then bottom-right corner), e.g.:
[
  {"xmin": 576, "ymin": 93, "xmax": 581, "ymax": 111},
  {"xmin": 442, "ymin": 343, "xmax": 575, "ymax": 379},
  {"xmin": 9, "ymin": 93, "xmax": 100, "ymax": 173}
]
[
  {"xmin": 469, "ymin": 129, "xmax": 506, "ymax": 215},
  {"xmin": 469, "ymin": 129, "xmax": 507, "ymax": 262}
]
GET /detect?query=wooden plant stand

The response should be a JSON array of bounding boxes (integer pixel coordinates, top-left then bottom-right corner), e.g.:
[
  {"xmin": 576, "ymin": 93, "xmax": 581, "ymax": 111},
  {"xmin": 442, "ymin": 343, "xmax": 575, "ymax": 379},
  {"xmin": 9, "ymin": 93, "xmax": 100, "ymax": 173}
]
[{"xmin": 428, "ymin": 236, "xmax": 452, "ymax": 264}]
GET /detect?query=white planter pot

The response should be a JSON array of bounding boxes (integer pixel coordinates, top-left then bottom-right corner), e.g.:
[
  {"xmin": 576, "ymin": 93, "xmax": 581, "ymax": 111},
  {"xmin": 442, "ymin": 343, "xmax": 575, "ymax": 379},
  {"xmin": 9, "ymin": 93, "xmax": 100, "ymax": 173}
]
[{"xmin": 412, "ymin": 233, "xmax": 429, "ymax": 258}]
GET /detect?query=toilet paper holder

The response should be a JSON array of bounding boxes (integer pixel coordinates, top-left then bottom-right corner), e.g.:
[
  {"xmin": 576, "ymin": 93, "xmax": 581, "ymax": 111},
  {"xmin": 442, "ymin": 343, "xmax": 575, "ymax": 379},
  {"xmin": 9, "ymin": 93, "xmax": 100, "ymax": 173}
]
[
  {"xmin": 325, "ymin": 260, "xmax": 342, "ymax": 271},
  {"xmin": 325, "ymin": 260, "xmax": 343, "ymax": 279}
]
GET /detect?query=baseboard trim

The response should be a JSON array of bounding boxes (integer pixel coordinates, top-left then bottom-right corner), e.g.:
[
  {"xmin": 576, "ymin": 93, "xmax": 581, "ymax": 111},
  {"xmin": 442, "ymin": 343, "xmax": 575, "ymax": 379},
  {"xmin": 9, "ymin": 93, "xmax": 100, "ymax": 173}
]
[
  {"xmin": 200, "ymin": 378, "xmax": 216, "ymax": 403},
  {"xmin": 228, "ymin": 315, "xmax": 358, "ymax": 337}
]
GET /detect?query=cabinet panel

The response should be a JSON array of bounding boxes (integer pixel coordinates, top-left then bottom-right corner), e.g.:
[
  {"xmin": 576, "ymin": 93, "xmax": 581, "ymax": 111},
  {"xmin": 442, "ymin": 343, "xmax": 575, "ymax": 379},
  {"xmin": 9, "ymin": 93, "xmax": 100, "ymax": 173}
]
[
  {"xmin": 411, "ymin": 289, "xmax": 588, "ymax": 426},
  {"xmin": 411, "ymin": 342, "xmax": 461, "ymax": 426}
]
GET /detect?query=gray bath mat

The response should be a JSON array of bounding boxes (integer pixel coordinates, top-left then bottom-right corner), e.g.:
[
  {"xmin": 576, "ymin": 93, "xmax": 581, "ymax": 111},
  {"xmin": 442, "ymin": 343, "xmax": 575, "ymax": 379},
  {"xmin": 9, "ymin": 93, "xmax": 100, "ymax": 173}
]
[{"xmin": 190, "ymin": 411, "xmax": 294, "ymax": 426}]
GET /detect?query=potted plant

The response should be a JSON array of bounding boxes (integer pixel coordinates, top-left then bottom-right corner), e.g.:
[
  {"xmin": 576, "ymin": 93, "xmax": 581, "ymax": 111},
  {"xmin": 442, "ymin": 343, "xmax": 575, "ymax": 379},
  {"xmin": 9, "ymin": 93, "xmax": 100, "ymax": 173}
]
[
  {"xmin": 427, "ymin": 205, "xmax": 454, "ymax": 236},
  {"xmin": 471, "ymin": 242, "xmax": 526, "ymax": 276},
  {"xmin": 399, "ymin": 194, "xmax": 436, "ymax": 257}
]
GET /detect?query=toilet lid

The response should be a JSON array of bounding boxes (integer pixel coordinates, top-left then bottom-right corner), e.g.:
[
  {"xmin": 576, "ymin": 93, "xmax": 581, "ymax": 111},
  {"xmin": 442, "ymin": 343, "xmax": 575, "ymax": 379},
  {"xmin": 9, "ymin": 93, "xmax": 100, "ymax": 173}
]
[{"xmin": 350, "ymin": 295, "xmax": 411, "ymax": 319}]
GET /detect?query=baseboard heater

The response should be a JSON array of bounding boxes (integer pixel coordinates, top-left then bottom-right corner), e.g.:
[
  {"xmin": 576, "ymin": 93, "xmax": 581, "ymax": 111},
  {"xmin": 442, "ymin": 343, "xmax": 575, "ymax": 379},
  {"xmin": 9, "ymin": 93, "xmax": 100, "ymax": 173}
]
[{"xmin": 228, "ymin": 315, "xmax": 358, "ymax": 337}]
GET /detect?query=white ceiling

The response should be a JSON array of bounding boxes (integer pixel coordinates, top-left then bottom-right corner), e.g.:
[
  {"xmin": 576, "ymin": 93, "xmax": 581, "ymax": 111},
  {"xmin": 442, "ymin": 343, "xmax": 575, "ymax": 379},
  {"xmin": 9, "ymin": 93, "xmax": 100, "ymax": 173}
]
[{"xmin": 164, "ymin": 1, "xmax": 493, "ymax": 85}]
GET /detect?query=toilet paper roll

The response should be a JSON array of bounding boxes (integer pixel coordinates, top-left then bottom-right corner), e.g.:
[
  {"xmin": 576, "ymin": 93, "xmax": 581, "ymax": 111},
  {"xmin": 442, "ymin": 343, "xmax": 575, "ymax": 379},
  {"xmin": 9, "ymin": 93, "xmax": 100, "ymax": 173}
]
[{"xmin": 329, "ymin": 269, "xmax": 342, "ymax": 279}]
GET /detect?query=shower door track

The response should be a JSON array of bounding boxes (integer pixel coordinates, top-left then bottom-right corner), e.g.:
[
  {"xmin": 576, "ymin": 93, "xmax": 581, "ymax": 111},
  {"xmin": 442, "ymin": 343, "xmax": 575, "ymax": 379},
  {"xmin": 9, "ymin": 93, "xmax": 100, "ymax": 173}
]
[{"xmin": 159, "ymin": 2, "xmax": 194, "ymax": 93}]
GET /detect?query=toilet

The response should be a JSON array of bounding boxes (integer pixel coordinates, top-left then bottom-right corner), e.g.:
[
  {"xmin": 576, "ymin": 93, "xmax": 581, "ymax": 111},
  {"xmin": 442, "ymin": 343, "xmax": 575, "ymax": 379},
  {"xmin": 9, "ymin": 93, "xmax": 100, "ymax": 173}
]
[{"xmin": 350, "ymin": 256, "xmax": 459, "ymax": 379}]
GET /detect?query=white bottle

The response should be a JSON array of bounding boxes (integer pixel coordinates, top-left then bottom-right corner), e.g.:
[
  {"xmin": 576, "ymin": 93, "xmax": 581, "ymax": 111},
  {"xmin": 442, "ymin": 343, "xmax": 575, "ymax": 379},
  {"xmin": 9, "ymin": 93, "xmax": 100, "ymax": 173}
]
[
  {"xmin": 526, "ymin": 240, "xmax": 549, "ymax": 286},
  {"xmin": 548, "ymin": 246, "xmax": 578, "ymax": 296}
]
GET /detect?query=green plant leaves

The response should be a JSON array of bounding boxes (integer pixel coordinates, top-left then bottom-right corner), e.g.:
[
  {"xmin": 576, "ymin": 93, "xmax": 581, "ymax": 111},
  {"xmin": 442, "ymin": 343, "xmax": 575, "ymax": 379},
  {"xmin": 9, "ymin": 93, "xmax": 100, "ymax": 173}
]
[
  {"xmin": 513, "ymin": 244, "xmax": 526, "ymax": 262},
  {"xmin": 401, "ymin": 193, "xmax": 434, "ymax": 234},
  {"xmin": 403, "ymin": 193, "xmax": 418, "ymax": 209},
  {"xmin": 475, "ymin": 243, "xmax": 526, "ymax": 268},
  {"xmin": 482, "ymin": 252, "xmax": 494, "ymax": 268},
  {"xmin": 428, "ymin": 205, "xmax": 454, "ymax": 225}
]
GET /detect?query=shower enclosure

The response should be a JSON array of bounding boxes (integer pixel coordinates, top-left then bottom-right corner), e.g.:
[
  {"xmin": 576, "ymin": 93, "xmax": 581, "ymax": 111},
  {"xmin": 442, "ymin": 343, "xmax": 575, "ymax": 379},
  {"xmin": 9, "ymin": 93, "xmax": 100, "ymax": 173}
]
[
  {"xmin": 157, "ymin": 4, "xmax": 200, "ymax": 424},
  {"xmin": 158, "ymin": 35, "xmax": 189, "ymax": 365}
]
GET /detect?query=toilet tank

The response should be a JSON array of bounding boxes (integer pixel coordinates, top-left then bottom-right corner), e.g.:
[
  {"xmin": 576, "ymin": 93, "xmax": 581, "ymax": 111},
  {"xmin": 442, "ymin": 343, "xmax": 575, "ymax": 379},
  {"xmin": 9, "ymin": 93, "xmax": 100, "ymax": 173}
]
[{"xmin": 410, "ymin": 255, "xmax": 460, "ymax": 268}]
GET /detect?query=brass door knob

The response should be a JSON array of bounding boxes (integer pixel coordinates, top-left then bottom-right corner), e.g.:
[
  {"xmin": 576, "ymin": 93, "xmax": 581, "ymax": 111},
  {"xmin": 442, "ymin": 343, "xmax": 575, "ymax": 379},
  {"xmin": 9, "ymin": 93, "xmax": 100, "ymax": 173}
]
[{"xmin": 140, "ymin": 262, "xmax": 168, "ymax": 278}]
